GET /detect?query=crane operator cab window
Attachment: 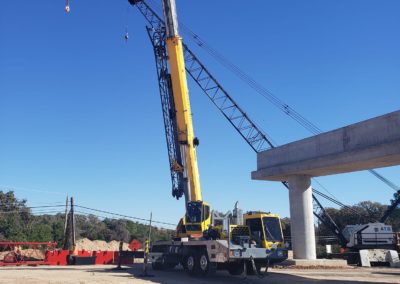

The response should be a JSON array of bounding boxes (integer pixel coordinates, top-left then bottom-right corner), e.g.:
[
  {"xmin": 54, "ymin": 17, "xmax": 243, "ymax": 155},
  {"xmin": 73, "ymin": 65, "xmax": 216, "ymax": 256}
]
[
  {"xmin": 185, "ymin": 201, "xmax": 210, "ymax": 233},
  {"xmin": 186, "ymin": 202, "xmax": 202, "ymax": 223}
]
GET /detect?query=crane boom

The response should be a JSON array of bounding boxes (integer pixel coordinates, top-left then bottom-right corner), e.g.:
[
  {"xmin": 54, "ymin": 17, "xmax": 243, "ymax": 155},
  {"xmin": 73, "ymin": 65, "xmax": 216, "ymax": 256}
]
[
  {"xmin": 162, "ymin": 0, "xmax": 202, "ymax": 202},
  {"xmin": 370, "ymin": 170, "xmax": 400, "ymax": 223},
  {"xmin": 146, "ymin": 25, "xmax": 184, "ymax": 200},
  {"xmin": 129, "ymin": 0, "xmax": 209, "ymax": 236},
  {"xmin": 380, "ymin": 191, "xmax": 400, "ymax": 223}
]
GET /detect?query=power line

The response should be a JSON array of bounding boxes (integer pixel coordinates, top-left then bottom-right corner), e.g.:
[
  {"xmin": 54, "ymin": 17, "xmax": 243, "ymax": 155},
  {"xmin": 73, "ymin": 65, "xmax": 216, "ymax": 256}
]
[
  {"xmin": 27, "ymin": 205, "xmax": 66, "ymax": 209},
  {"xmin": 74, "ymin": 209, "xmax": 175, "ymax": 229},
  {"xmin": 31, "ymin": 210, "xmax": 64, "ymax": 215},
  {"xmin": 0, "ymin": 201, "xmax": 176, "ymax": 227},
  {"xmin": 75, "ymin": 205, "xmax": 176, "ymax": 227},
  {"xmin": 0, "ymin": 209, "xmax": 64, "ymax": 215}
]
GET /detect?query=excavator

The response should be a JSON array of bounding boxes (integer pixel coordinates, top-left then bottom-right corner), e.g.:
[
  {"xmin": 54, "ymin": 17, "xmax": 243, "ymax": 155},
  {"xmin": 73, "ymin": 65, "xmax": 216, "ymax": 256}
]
[{"xmin": 128, "ymin": 0, "xmax": 287, "ymax": 276}]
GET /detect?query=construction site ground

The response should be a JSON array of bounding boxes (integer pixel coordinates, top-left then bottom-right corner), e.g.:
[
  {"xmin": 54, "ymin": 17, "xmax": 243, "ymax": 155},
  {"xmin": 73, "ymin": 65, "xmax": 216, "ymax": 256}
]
[{"xmin": 1, "ymin": 264, "xmax": 399, "ymax": 284}]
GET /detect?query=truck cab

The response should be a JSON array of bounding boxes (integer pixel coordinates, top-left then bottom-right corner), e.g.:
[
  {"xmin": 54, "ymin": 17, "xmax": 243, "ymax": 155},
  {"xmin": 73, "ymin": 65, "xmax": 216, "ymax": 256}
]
[{"xmin": 244, "ymin": 212, "xmax": 285, "ymax": 250}]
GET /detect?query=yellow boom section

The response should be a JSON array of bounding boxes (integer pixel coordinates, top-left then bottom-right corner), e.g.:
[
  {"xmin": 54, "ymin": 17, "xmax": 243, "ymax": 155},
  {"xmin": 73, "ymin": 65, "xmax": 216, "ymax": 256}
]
[{"xmin": 166, "ymin": 36, "xmax": 202, "ymax": 202}]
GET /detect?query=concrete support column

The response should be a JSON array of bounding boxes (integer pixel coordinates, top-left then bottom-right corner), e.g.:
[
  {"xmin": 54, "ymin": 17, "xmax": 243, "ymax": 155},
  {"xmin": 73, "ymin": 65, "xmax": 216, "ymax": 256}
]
[{"xmin": 288, "ymin": 175, "xmax": 316, "ymax": 260}]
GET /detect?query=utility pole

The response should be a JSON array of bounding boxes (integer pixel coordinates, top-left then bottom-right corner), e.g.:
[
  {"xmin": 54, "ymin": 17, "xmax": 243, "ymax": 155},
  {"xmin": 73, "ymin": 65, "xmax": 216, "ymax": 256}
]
[
  {"xmin": 139, "ymin": 212, "xmax": 153, "ymax": 277},
  {"xmin": 70, "ymin": 197, "xmax": 76, "ymax": 250},
  {"xmin": 63, "ymin": 194, "xmax": 69, "ymax": 237},
  {"xmin": 148, "ymin": 212, "xmax": 153, "ymax": 243}
]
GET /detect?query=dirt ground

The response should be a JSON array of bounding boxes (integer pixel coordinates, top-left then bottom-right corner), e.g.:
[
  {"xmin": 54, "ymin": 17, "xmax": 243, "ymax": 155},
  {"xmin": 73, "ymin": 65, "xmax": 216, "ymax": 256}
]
[{"xmin": 0, "ymin": 264, "xmax": 399, "ymax": 284}]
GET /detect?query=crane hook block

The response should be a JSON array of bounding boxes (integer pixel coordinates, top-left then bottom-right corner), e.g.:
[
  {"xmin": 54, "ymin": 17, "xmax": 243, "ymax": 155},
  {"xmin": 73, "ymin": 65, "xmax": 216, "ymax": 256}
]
[{"xmin": 65, "ymin": 0, "xmax": 70, "ymax": 13}]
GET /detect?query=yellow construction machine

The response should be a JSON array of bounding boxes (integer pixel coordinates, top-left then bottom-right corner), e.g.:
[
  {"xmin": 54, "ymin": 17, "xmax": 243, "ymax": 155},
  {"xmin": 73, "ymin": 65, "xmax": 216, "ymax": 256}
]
[{"xmin": 128, "ymin": 0, "xmax": 287, "ymax": 276}]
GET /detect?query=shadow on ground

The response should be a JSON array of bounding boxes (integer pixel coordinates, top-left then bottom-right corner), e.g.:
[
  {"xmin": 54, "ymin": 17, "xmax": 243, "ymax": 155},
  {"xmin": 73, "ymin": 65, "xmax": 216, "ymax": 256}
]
[{"xmin": 82, "ymin": 264, "xmax": 391, "ymax": 284}]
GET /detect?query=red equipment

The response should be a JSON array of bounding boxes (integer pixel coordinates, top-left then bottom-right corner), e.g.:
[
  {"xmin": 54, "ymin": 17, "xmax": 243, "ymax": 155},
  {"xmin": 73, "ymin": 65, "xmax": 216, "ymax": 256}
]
[
  {"xmin": 0, "ymin": 240, "xmax": 144, "ymax": 266},
  {"xmin": 0, "ymin": 242, "xmax": 57, "ymax": 266},
  {"xmin": 128, "ymin": 239, "xmax": 141, "ymax": 251}
]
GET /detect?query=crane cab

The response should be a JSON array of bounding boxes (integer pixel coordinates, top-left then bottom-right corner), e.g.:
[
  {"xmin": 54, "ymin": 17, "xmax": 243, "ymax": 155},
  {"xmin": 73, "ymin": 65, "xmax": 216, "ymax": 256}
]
[
  {"xmin": 243, "ymin": 212, "xmax": 285, "ymax": 250},
  {"xmin": 176, "ymin": 201, "xmax": 211, "ymax": 238}
]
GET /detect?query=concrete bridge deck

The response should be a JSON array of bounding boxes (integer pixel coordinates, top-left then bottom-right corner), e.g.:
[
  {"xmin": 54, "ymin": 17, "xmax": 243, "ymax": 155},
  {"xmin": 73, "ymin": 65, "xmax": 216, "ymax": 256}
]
[{"xmin": 252, "ymin": 110, "xmax": 400, "ymax": 181}]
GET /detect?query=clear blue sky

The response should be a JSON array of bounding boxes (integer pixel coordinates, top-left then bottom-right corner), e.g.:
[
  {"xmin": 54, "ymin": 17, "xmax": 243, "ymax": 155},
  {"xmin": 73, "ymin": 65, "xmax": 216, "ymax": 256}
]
[{"xmin": 1, "ymin": 0, "xmax": 399, "ymax": 227}]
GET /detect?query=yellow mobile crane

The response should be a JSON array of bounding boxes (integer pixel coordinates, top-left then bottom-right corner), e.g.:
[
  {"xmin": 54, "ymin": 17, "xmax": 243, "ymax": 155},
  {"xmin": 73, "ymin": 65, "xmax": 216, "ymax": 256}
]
[
  {"xmin": 128, "ymin": 0, "xmax": 287, "ymax": 276},
  {"xmin": 160, "ymin": 0, "xmax": 210, "ymax": 237}
]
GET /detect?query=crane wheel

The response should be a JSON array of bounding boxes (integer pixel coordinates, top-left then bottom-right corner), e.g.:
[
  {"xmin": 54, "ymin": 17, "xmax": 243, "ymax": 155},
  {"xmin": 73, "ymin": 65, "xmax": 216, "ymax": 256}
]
[
  {"xmin": 183, "ymin": 252, "xmax": 198, "ymax": 276},
  {"xmin": 197, "ymin": 250, "xmax": 216, "ymax": 276},
  {"xmin": 152, "ymin": 255, "xmax": 176, "ymax": 270}
]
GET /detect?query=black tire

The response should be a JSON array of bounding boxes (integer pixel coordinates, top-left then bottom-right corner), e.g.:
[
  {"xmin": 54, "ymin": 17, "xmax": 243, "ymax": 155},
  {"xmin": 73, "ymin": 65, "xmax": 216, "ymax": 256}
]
[
  {"xmin": 197, "ymin": 250, "xmax": 216, "ymax": 276},
  {"xmin": 152, "ymin": 255, "xmax": 176, "ymax": 271},
  {"xmin": 183, "ymin": 252, "xmax": 198, "ymax": 276},
  {"xmin": 227, "ymin": 261, "xmax": 244, "ymax": 276}
]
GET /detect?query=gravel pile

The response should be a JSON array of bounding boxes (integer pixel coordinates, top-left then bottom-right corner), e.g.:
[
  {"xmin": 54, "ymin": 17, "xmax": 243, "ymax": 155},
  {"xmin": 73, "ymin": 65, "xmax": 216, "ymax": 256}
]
[{"xmin": 75, "ymin": 238, "xmax": 131, "ymax": 251}]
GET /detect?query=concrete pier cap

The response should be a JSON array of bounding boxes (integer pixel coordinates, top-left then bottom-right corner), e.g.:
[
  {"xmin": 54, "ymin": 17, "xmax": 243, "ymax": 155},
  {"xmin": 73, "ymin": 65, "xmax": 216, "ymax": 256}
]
[{"xmin": 251, "ymin": 110, "xmax": 400, "ymax": 260}]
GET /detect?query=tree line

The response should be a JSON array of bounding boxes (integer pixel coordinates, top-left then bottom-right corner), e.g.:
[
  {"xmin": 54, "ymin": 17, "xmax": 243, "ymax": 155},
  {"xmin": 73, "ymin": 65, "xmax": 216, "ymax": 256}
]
[
  {"xmin": 0, "ymin": 191, "xmax": 398, "ymax": 246},
  {"xmin": 281, "ymin": 201, "xmax": 400, "ymax": 238},
  {"xmin": 0, "ymin": 191, "xmax": 173, "ymax": 246},
  {"xmin": 317, "ymin": 200, "xmax": 400, "ymax": 236}
]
